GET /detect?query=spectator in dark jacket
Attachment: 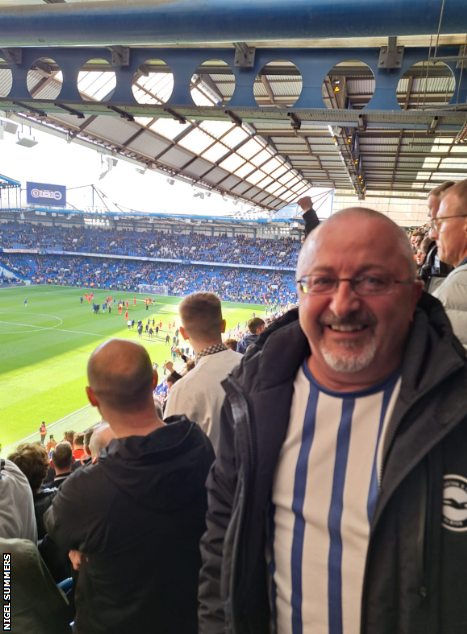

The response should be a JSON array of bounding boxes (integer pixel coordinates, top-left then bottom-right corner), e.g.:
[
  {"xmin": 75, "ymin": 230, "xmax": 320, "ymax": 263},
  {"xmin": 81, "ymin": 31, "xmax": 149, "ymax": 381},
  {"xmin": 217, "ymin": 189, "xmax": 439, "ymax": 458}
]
[
  {"xmin": 199, "ymin": 208, "xmax": 467, "ymax": 634},
  {"xmin": 43, "ymin": 443, "xmax": 74, "ymax": 489},
  {"xmin": 297, "ymin": 195, "xmax": 321, "ymax": 238},
  {"xmin": 237, "ymin": 317, "xmax": 265, "ymax": 354},
  {"xmin": 45, "ymin": 339, "xmax": 214, "ymax": 634}
]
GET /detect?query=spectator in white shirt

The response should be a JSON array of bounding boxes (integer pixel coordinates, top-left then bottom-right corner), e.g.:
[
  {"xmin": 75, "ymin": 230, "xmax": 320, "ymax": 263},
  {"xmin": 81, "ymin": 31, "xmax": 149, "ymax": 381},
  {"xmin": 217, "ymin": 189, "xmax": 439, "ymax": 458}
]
[{"xmin": 164, "ymin": 292, "xmax": 242, "ymax": 452}]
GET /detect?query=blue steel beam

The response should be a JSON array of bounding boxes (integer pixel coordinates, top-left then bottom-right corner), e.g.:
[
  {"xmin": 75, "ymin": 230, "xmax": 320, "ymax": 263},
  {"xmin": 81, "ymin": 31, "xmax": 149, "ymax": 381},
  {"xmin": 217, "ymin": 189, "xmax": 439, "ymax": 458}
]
[
  {"xmin": 0, "ymin": 0, "xmax": 467, "ymax": 47},
  {"xmin": 0, "ymin": 46, "xmax": 465, "ymax": 114}
]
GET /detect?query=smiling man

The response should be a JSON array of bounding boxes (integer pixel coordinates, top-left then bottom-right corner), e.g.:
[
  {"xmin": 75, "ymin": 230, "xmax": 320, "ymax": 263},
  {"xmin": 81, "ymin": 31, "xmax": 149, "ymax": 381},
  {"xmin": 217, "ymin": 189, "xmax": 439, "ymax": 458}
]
[{"xmin": 199, "ymin": 207, "xmax": 467, "ymax": 634}]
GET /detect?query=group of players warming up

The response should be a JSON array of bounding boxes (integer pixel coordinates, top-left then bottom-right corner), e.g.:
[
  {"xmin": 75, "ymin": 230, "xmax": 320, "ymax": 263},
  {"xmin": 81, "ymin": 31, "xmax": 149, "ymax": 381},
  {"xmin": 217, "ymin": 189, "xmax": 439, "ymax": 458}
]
[{"xmin": 78, "ymin": 292, "xmax": 178, "ymax": 343}]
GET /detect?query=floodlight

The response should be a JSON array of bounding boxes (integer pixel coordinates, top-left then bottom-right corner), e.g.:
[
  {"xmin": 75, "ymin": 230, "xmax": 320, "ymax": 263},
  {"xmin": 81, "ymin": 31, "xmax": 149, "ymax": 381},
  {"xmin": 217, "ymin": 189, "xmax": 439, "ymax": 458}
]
[
  {"xmin": 16, "ymin": 133, "xmax": 38, "ymax": 148},
  {"xmin": 136, "ymin": 167, "xmax": 147, "ymax": 175},
  {"xmin": 167, "ymin": 178, "xmax": 175, "ymax": 186},
  {"xmin": 0, "ymin": 119, "xmax": 18, "ymax": 135}
]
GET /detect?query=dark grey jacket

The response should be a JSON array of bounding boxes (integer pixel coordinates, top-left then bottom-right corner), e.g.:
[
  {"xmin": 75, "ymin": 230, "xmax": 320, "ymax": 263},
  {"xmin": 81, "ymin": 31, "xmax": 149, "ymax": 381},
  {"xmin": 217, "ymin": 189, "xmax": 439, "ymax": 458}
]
[{"xmin": 199, "ymin": 293, "xmax": 467, "ymax": 634}]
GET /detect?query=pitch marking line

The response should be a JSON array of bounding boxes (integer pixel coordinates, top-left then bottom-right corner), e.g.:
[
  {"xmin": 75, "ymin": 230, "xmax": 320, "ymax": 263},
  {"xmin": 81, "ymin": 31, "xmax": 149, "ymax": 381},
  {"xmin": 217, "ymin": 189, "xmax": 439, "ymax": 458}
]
[
  {"xmin": 0, "ymin": 319, "xmax": 104, "ymax": 338},
  {"xmin": 0, "ymin": 312, "xmax": 63, "ymax": 334},
  {"xmin": 0, "ymin": 319, "xmax": 174, "ymax": 343},
  {"xmin": 0, "ymin": 404, "xmax": 92, "ymax": 457}
]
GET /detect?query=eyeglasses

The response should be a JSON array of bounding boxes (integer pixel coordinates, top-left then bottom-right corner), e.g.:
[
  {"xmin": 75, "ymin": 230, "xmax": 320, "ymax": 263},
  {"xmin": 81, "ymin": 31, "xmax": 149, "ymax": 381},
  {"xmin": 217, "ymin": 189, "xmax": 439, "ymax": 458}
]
[
  {"xmin": 296, "ymin": 274, "xmax": 415, "ymax": 296},
  {"xmin": 429, "ymin": 214, "xmax": 467, "ymax": 231}
]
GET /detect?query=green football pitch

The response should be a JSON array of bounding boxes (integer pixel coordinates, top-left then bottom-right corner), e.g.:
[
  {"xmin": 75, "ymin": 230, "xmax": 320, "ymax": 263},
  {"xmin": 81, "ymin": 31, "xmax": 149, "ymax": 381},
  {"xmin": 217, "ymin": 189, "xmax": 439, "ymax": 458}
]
[{"xmin": 0, "ymin": 285, "xmax": 265, "ymax": 455}]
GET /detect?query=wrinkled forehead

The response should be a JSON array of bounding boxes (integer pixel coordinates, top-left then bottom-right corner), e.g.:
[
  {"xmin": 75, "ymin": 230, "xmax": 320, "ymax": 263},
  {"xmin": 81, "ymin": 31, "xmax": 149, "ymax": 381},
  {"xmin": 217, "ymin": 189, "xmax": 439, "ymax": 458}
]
[{"xmin": 297, "ymin": 216, "xmax": 407, "ymax": 277}]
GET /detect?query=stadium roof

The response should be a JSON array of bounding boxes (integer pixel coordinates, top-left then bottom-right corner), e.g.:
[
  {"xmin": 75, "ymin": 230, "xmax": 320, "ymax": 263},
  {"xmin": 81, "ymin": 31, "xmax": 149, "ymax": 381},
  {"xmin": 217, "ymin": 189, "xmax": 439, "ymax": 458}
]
[
  {"xmin": 0, "ymin": 173, "xmax": 21, "ymax": 189},
  {"xmin": 0, "ymin": 1, "xmax": 466, "ymax": 214}
]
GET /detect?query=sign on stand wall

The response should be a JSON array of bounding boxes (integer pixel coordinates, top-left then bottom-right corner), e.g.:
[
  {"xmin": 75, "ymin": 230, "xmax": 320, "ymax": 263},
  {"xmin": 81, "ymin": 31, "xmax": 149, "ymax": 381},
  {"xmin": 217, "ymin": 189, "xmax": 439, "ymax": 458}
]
[{"xmin": 26, "ymin": 182, "xmax": 67, "ymax": 208}]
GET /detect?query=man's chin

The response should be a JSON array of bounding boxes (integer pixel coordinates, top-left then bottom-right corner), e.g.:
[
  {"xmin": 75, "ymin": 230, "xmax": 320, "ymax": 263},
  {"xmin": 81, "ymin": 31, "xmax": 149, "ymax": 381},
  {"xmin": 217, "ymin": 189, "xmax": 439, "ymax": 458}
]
[{"xmin": 320, "ymin": 342, "xmax": 377, "ymax": 374}]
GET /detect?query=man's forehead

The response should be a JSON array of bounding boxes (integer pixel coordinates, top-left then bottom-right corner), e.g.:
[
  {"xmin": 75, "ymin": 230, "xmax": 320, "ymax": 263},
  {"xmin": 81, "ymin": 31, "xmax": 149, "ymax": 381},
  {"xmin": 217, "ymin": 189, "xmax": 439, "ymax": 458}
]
[
  {"xmin": 298, "ymin": 217, "xmax": 404, "ymax": 276},
  {"xmin": 439, "ymin": 192, "xmax": 460, "ymax": 216}
]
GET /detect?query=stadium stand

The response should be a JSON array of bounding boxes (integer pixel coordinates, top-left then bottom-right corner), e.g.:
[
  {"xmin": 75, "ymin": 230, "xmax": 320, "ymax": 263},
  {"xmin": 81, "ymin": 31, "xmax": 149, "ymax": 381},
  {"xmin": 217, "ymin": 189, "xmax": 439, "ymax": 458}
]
[
  {"xmin": 0, "ymin": 221, "xmax": 300, "ymax": 304},
  {"xmin": 0, "ymin": 221, "xmax": 300, "ymax": 267}
]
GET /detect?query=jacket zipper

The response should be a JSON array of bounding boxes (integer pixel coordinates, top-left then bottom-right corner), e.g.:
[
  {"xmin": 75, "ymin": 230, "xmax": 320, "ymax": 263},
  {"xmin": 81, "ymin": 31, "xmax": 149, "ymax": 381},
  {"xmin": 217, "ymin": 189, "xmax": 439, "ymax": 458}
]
[
  {"xmin": 225, "ymin": 377, "xmax": 255, "ymax": 634},
  {"xmin": 226, "ymin": 376, "xmax": 255, "ymax": 480},
  {"xmin": 416, "ymin": 459, "xmax": 429, "ymax": 601}
]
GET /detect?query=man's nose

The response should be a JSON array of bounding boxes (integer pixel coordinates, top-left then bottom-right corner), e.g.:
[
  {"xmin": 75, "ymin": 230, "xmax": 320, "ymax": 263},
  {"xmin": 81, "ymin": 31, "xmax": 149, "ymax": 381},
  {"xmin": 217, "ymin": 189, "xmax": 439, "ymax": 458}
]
[
  {"xmin": 328, "ymin": 281, "xmax": 361, "ymax": 318},
  {"xmin": 428, "ymin": 219, "xmax": 438, "ymax": 241}
]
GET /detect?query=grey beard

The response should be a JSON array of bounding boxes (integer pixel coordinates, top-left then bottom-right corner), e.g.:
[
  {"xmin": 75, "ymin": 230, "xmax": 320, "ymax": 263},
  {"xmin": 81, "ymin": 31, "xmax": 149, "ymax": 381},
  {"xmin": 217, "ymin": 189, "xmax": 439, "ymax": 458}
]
[{"xmin": 320, "ymin": 336, "xmax": 377, "ymax": 373}]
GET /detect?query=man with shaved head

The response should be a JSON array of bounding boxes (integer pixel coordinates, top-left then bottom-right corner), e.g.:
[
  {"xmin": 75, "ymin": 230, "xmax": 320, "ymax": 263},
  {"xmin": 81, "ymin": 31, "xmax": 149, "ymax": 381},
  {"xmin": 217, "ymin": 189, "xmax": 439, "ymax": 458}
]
[
  {"xmin": 44, "ymin": 338, "xmax": 214, "ymax": 634},
  {"xmin": 199, "ymin": 208, "xmax": 467, "ymax": 634},
  {"xmin": 429, "ymin": 178, "xmax": 467, "ymax": 348}
]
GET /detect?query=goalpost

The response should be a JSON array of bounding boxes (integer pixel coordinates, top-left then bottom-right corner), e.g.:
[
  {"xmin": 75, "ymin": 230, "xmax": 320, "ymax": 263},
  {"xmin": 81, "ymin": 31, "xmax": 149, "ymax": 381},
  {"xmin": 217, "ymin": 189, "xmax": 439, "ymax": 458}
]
[{"xmin": 137, "ymin": 283, "xmax": 169, "ymax": 296}]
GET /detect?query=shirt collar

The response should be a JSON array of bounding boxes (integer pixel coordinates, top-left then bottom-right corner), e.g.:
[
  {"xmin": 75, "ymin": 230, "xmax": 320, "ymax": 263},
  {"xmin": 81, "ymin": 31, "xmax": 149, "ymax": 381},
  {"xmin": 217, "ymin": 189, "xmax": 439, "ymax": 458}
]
[
  {"xmin": 458, "ymin": 256, "xmax": 467, "ymax": 268},
  {"xmin": 195, "ymin": 343, "xmax": 228, "ymax": 364}
]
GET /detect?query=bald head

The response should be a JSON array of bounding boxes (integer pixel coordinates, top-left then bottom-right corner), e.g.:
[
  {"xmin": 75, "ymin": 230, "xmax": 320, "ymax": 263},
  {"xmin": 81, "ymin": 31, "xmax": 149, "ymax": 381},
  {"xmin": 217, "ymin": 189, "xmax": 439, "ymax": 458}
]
[
  {"xmin": 87, "ymin": 339, "xmax": 154, "ymax": 412},
  {"xmin": 89, "ymin": 423, "xmax": 115, "ymax": 459},
  {"xmin": 297, "ymin": 207, "xmax": 416, "ymax": 280}
]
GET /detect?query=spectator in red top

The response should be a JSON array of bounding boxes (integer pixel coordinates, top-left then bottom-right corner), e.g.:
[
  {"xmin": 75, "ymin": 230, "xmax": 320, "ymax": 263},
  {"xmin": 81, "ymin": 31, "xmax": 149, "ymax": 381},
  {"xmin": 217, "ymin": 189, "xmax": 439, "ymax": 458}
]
[{"xmin": 72, "ymin": 433, "xmax": 85, "ymax": 460}]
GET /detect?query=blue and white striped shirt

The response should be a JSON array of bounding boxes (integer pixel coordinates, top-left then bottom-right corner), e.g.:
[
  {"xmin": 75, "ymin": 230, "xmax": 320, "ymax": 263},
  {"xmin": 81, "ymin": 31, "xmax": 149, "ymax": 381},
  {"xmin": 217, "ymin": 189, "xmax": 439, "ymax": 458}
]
[{"xmin": 268, "ymin": 361, "xmax": 401, "ymax": 634}]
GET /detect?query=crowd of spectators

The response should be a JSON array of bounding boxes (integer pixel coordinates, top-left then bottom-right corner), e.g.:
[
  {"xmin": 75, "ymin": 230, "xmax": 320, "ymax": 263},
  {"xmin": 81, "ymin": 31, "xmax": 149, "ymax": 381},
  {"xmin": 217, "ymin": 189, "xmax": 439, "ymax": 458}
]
[
  {"xmin": 0, "ymin": 253, "xmax": 298, "ymax": 304},
  {"xmin": 0, "ymin": 221, "xmax": 300, "ymax": 267}
]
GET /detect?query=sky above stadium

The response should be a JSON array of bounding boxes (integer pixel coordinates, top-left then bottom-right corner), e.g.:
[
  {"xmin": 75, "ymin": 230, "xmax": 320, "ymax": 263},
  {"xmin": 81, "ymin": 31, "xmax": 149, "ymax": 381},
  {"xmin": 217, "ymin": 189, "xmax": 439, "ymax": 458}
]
[{"xmin": 0, "ymin": 122, "xmax": 333, "ymax": 219}]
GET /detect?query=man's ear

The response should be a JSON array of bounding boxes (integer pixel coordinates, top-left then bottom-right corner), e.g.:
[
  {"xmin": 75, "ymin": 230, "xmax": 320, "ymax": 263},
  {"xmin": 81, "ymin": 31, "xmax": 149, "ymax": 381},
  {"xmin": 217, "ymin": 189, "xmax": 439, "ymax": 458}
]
[
  {"xmin": 86, "ymin": 385, "xmax": 99, "ymax": 408},
  {"xmin": 221, "ymin": 318, "xmax": 226, "ymax": 334},
  {"xmin": 152, "ymin": 369, "xmax": 158, "ymax": 389},
  {"xmin": 180, "ymin": 326, "xmax": 189, "ymax": 341}
]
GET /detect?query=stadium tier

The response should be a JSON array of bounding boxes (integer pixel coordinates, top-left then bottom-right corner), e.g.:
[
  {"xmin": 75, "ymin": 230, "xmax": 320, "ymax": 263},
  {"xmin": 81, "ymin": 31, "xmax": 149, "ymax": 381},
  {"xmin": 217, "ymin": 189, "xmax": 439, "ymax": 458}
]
[
  {"xmin": 0, "ymin": 220, "xmax": 300, "ymax": 305},
  {"xmin": 0, "ymin": 254, "xmax": 297, "ymax": 305},
  {"xmin": 0, "ymin": 220, "xmax": 300, "ymax": 267}
]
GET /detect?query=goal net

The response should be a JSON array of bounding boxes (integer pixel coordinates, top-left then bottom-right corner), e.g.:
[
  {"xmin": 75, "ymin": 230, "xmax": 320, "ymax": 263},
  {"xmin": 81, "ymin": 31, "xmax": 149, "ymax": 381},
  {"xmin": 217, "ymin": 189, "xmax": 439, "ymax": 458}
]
[{"xmin": 137, "ymin": 283, "xmax": 169, "ymax": 296}]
